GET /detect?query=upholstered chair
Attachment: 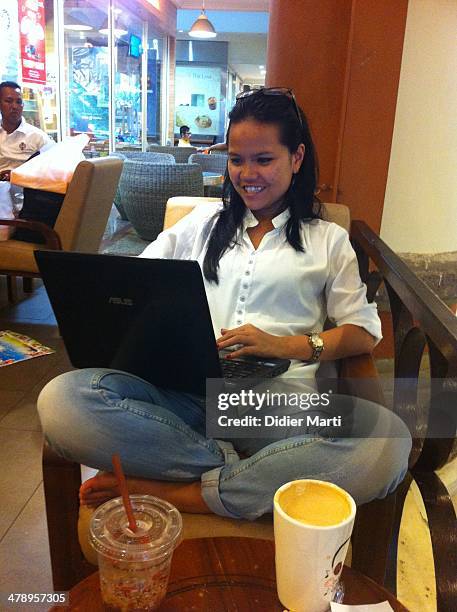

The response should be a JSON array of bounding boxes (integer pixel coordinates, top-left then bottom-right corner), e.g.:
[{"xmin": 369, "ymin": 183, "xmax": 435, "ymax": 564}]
[{"xmin": 0, "ymin": 157, "xmax": 123, "ymax": 302}]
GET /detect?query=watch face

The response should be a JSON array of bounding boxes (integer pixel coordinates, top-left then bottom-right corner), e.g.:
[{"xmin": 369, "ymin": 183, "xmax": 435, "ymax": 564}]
[
  {"xmin": 311, "ymin": 335, "xmax": 324, "ymax": 349},
  {"xmin": 308, "ymin": 334, "xmax": 324, "ymax": 362}
]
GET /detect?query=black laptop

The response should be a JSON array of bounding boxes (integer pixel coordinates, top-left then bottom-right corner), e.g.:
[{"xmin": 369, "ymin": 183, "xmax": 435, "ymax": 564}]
[{"xmin": 35, "ymin": 251, "xmax": 290, "ymax": 396}]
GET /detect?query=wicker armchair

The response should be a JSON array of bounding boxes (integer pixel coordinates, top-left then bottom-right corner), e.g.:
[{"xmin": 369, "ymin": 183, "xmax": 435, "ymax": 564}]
[
  {"xmin": 111, "ymin": 152, "xmax": 175, "ymax": 220},
  {"xmin": 188, "ymin": 153, "xmax": 228, "ymax": 197},
  {"xmin": 118, "ymin": 161, "xmax": 204, "ymax": 241},
  {"xmin": 188, "ymin": 153, "xmax": 227, "ymax": 173},
  {"xmin": 147, "ymin": 144, "xmax": 197, "ymax": 163},
  {"xmin": 112, "ymin": 151, "xmax": 175, "ymax": 164}
]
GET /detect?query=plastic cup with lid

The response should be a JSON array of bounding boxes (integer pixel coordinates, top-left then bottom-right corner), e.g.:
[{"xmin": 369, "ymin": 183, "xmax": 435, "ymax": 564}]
[{"xmin": 90, "ymin": 494, "xmax": 182, "ymax": 611}]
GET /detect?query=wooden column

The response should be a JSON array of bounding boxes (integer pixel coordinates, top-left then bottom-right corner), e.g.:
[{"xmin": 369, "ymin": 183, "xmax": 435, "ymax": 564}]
[
  {"xmin": 266, "ymin": 0, "xmax": 352, "ymax": 204},
  {"xmin": 267, "ymin": 0, "xmax": 408, "ymax": 232}
]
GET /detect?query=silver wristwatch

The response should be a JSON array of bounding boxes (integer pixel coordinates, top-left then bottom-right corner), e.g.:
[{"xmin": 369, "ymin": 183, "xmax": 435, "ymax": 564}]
[{"xmin": 307, "ymin": 333, "xmax": 324, "ymax": 362}]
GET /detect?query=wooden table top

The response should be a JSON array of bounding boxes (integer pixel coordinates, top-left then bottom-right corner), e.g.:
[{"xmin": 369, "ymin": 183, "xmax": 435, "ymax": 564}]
[{"xmin": 59, "ymin": 537, "xmax": 408, "ymax": 611}]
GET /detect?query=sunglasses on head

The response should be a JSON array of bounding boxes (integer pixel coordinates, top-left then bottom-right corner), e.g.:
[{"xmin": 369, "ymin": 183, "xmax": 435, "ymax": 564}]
[{"xmin": 235, "ymin": 87, "xmax": 303, "ymax": 131}]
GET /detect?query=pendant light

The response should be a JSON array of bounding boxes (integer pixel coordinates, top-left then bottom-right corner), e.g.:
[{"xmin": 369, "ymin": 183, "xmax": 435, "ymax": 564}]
[
  {"xmin": 99, "ymin": 8, "xmax": 127, "ymax": 38},
  {"xmin": 189, "ymin": 1, "xmax": 217, "ymax": 39},
  {"xmin": 64, "ymin": 13, "xmax": 93, "ymax": 31},
  {"xmin": 99, "ymin": 20, "xmax": 127, "ymax": 38}
]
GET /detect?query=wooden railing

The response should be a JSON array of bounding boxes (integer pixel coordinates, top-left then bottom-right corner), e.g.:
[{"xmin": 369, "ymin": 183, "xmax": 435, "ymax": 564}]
[{"xmin": 351, "ymin": 220, "xmax": 457, "ymax": 611}]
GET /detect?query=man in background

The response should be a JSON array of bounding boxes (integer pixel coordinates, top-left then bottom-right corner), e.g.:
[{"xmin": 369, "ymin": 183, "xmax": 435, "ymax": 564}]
[
  {"xmin": 0, "ymin": 80, "xmax": 51, "ymax": 181},
  {"xmin": 0, "ymin": 81, "xmax": 59, "ymax": 243},
  {"xmin": 178, "ymin": 125, "xmax": 192, "ymax": 147}
]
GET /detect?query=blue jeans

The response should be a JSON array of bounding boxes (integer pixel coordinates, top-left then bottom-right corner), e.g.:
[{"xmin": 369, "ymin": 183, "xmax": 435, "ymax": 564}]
[{"xmin": 37, "ymin": 368, "xmax": 411, "ymax": 520}]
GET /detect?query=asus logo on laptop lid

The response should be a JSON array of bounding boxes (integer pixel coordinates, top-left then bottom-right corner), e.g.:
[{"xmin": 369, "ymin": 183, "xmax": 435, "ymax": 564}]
[{"xmin": 108, "ymin": 297, "xmax": 134, "ymax": 306}]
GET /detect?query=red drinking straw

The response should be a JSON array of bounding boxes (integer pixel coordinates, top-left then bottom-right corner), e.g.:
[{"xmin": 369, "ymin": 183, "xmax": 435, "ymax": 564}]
[{"xmin": 112, "ymin": 453, "xmax": 138, "ymax": 533}]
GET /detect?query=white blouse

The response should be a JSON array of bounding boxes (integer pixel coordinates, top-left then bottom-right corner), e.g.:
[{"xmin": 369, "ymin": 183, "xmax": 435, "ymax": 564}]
[{"xmin": 140, "ymin": 203, "xmax": 382, "ymax": 378}]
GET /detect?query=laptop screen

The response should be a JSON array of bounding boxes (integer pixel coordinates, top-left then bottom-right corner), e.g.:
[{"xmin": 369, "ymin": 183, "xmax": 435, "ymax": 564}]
[{"xmin": 35, "ymin": 251, "xmax": 222, "ymax": 395}]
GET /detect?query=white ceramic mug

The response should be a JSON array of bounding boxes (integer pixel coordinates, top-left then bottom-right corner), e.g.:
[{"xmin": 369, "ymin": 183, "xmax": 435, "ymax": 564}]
[{"xmin": 274, "ymin": 479, "xmax": 356, "ymax": 612}]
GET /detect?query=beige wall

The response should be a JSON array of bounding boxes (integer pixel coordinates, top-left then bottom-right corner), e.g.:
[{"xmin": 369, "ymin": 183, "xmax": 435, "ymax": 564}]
[{"xmin": 381, "ymin": 0, "xmax": 457, "ymax": 252}]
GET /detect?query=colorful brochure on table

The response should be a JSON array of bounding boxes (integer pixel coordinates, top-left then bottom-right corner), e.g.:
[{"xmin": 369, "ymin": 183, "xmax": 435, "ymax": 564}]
[{"xmin": 0, "ymin": 330, "xmax": 54, "ymax": 367}]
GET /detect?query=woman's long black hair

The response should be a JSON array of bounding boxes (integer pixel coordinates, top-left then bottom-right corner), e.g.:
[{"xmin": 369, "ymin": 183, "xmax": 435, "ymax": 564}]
[{"xmin": 203, "ymin": 91, "xmax": 320, "ymax": 283}]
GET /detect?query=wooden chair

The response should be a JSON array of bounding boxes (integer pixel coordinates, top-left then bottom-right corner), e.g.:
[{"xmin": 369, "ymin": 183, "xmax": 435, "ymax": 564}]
[
  {"xmin": 0, "ymin": 157, "xmax": 123, "ymax": 302},
  {"xmin": 41, "ymin": 201, "xmax": 404, "ymax": 592},
  {"xmin": 43, "ymin": 351, "xmax": 396, "ymax": 590},
  {"xmin": 351, "ymin": 221, "xmax": 457, "ymax": 611}
]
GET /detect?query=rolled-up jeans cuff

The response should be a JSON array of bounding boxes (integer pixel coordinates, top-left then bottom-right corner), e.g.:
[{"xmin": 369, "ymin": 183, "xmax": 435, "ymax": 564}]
[{"xmin": 201, "ymin": 440, "xmax": 240, "ymax": 518}]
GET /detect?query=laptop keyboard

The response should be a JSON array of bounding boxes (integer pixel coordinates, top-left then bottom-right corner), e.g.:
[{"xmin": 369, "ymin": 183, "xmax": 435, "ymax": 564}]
[{"xmin": 220, "ymin": 357, "xmax": 282, "ymax": 378}]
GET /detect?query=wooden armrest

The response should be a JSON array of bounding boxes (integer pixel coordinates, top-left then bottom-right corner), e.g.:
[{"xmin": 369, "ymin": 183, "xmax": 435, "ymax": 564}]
[
  {"xmin": 339, "ymin": 353, "xmax": 385, "ymax": 406},
  {"xmin": 340, "ymin": 352, "xmax": 378, "ymax": 378},
  {"xmin": 0, "ymin": 217, "xmax": 61, "ymax": 249}
]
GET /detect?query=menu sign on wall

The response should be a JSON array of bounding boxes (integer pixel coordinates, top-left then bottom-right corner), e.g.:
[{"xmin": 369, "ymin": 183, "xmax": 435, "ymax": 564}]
[
  {"xmin": 175, "ymin": 66, "xmax": 221, "ymax": 136},
  {"xmin": 18, "ymin": 0, "xmax": 46, "ymax": 86}
]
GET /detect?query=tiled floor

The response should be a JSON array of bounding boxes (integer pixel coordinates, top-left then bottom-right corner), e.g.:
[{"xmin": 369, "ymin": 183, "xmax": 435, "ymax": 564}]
[
  {"xmin": 0, "ymin": 281, "xmax": 69, "ymax": 611},
  {"xmin": 0, "ymin": 275, "xmax": 455, "ymax": 611}
]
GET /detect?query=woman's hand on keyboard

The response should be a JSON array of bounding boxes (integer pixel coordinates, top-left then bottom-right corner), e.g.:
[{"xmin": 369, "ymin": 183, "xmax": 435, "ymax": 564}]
[{"xmin": 217, "ymin": 324, "xmax": 291, "ymax": 359}]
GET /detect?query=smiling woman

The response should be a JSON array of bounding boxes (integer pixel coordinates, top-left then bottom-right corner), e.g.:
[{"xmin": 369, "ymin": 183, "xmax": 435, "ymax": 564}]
[
  {"xmin": 204, "ymin": 87, "xmax": 318, "ymax": 279},
  {"xmin": 227, "ymin": 120, "xmax": 304, "ymax": 222},
  {"xmin": 38, "ymin": 87, "xmax": 411, "ymax": 523}
]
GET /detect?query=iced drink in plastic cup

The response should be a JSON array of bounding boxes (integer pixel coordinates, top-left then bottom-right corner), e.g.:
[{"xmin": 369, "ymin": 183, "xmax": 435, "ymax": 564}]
[{"xmin": 90, "ymin": 494, "xmax": 182, "ymax": 611}]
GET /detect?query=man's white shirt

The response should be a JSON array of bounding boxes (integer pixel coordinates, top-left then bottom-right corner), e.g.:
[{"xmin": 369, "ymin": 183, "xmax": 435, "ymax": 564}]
[{"xmin": 0, "ymin": 117, "xmax": 51, "ymax": 172}]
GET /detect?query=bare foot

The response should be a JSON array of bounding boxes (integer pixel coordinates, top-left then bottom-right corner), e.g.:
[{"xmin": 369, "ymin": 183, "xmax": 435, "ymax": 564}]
[
  {"xmin": 79, "ymin": 472, "xmax": 211, "ymax": 514},
  {"xmin": 80, "ymin": 472, "xmax": 150, "ymax": 507}
]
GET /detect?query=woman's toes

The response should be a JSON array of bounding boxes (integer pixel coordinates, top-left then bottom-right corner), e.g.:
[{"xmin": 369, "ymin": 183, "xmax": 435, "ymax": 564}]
[{"xmin": 79, "ymin": 474, "xmax": 121, "ymax": 506}]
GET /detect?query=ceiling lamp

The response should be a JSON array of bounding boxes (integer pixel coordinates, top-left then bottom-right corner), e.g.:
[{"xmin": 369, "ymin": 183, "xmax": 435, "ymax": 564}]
[
  {"xmin": 189, "ymin": 2, "xmax": 217, "ymax": 39},
  {"xmin": 64, "ymin": 14, "xmax": 93, "ymax": 31},
  {"xmin": 99, "ymin": 26, "xmax": 128, "ymax": 37},
  {"xmin": 99, "ymin": 20, "xmax": 128, "ymax": 38},
  {"xmin": 99, "ymin": 9, "xmax": 127, "ymax": 38}
]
